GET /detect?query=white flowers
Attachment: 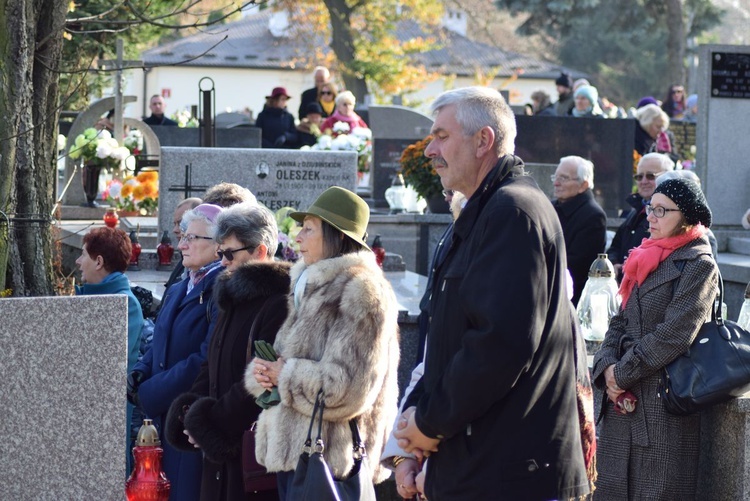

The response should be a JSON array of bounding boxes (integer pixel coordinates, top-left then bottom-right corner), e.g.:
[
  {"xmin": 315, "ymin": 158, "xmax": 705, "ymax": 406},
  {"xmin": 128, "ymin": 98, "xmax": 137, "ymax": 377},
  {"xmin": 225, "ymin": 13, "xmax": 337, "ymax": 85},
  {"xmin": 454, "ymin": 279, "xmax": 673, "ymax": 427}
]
[{"xmin": 332, "ymin": 121, "xmax": 351, "ymax": 134}]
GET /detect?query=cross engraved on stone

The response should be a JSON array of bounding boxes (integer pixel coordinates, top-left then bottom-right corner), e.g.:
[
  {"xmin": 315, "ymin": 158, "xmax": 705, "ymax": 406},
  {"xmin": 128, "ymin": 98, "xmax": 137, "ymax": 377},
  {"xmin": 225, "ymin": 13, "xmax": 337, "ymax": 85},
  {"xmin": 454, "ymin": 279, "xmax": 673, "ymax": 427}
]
[{"xmin": 168, "ymin": 164, "xmax": 208, "ymax": 198}]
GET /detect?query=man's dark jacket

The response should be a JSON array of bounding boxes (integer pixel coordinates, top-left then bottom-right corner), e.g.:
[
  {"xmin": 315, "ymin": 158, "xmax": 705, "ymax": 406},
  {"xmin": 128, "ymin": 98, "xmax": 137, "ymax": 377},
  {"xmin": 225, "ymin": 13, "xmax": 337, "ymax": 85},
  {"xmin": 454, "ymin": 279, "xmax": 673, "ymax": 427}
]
[
  {"xmin": 607, "ymin": 193, "xmax": 649, "ymax": 268},
  {"xmin": 405, "ymin": 156, "xmax": 589, "ymax": 500},
  {"xmin": 298, "ymin": 86, "xmax": 318, "ymax": 119},
  {"xmin": 553, "ymin": 189, "xmax": 607, "ymax": 305},
  {"xmin": 143, "ymin": 114, "xmax": 178, "ymax": 126},
  {"xmin": 165, "ymin": 261, "xmax": 290, "ymax": 501}
]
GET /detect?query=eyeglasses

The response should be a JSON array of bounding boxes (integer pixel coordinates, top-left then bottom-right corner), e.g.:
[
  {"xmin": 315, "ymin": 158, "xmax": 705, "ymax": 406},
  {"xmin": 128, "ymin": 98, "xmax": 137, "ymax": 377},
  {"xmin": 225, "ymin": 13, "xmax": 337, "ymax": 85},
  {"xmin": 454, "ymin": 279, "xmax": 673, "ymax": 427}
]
[
  {"xmin": 550, "ymin": 174, "xmax": 580, "ymax": 183},
  {"xmin": 217, "ymin": 245, "xmax": 254, "ymax": 262},
  {"xmin": 645, "ymin": 204, "xmax": 681, "ymax": 218},
  {"xmin": 672, "ymin": 89, "xmax": 685, "ymax": 94},
  {"xmin": 633, "ymin": 172, "xmax": 662, "ymax": 181},
  {"xmin": 442, "ymin": 190, "xmax": 454, "ymax": 197},
  {"xmin": 180, "ymin": 233, "xmax": 213, "ymax": 244},
  {"xmin": 320, "ymin": 91, "xmax": 333, "ymax": 95}
]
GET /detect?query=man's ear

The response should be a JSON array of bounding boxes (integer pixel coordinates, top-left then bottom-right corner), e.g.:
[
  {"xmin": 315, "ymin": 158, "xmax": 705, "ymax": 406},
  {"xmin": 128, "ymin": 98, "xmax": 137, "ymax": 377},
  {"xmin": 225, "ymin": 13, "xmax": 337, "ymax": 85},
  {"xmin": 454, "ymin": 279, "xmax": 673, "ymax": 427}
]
[
  {"xmin": 580, "ymin": 180, "xmax": 590, "ymax": 193},
  {"xmin": 475, "ymin": 126, "xmax": 496, "ymax": 157}
]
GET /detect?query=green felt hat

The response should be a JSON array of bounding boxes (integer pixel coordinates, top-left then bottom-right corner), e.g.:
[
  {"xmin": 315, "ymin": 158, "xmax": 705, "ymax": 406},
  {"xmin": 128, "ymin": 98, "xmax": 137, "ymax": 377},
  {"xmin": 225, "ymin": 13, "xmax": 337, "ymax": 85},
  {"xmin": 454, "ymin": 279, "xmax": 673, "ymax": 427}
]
[{"xmin": 291, "ymin": 186, "xmax": 370, "ymax": 250}]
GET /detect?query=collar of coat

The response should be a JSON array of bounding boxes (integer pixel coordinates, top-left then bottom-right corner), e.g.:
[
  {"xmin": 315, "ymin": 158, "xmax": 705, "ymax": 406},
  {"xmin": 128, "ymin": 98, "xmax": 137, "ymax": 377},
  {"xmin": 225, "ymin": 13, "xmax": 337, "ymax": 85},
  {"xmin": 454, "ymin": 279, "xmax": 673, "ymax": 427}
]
[
  {"xmin": 453, "ymin": 154, "xmax": 525, "ymax": 241},
  {"xmin": 289, "ymin": 250, "xmax": 380, "ymax": 290},
  {"xmin": 636, "ymin": 235, "xmax": 713, "ymax": 298},
  {"xmin": 553, "ymin": 189, "xmax": 596, "ymax": 218},
  {"xmin": 214, "ymin": 260, "xmax": 291, "ymax": 310}
]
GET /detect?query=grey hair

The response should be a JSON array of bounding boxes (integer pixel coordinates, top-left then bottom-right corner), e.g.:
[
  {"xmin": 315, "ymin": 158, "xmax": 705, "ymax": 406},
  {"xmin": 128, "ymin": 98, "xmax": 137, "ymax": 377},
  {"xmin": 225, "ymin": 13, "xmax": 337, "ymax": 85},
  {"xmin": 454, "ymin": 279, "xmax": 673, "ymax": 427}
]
[
  {"xmin": 336, "ymin": 90, "xmax": 356, "ymax": 107},
  {"xmin": 559, "ymin": 155, "xmax": 595, "ymax": 190},
  {"xmin": 635, "ymin": 104, "xmax": 670, "ymax": 130},
  {"xmin": 211, "ymin": 202, "xmax": 278, "ymax": 257},
  {"xmin": 656, "ymin": 169, "xmax": 701, "ymax": 188},
  {"xmin": 638, "ymin": 152, "xmax": 675, "ymax": 172},
  {"xmin": 314, "ymin": 66, "xmax": 330, "ymax": 78},
  {"xmin": 181, "ymin": 207, "xmax": 219, "ymax": 235},
  {"xmin": 430, "ymin": 86, "xmax": 516, "ymax": 155}
]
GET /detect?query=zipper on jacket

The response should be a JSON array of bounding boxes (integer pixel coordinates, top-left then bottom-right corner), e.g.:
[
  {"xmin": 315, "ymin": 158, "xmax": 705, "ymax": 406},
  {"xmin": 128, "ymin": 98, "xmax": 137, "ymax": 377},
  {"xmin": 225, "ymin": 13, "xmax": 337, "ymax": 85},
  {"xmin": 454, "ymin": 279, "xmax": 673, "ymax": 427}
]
[
  {"xmin": 200, "ymin": 290, "xmax": 204, "ymax": 304},
  {"xmin": 441, "ymin": 279, "xmax": 446, "ymax": 291},
  {"xmin": 466, "ymin": 424, "xmax": 472, "ymax": 436}
]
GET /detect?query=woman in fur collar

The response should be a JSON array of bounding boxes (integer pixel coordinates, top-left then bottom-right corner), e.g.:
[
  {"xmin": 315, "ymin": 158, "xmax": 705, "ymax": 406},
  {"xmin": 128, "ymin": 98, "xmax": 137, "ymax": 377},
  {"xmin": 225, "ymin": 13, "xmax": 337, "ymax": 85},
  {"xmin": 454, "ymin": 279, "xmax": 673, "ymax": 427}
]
[
  {"xmin": 246, "ymin": 187, "xmax": 400, "ymax": 499},
  {"xmin": 166, "ymin": 203, "xmax": 291, "ymax": 501}
]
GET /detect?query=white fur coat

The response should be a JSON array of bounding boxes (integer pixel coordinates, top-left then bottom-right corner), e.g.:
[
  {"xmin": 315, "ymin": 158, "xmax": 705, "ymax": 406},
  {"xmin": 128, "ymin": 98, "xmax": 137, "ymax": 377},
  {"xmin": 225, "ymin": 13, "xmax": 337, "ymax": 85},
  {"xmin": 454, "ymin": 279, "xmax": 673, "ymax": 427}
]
[{"xmin": 245, "ymin": 251, "xmax": 400, "ymax": 483}]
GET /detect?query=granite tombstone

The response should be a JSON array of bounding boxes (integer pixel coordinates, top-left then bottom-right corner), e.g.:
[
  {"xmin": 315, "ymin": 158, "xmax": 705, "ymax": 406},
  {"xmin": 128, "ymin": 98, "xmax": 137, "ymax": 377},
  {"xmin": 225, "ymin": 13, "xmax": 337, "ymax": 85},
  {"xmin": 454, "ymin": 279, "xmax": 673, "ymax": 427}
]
[
  {"xmin": 158, "ymin": 147, "xmax": 358, "ymax": 237},
  {"xmin": 0, "ymin": 295, "xmax": 128, "ymax": 499}
]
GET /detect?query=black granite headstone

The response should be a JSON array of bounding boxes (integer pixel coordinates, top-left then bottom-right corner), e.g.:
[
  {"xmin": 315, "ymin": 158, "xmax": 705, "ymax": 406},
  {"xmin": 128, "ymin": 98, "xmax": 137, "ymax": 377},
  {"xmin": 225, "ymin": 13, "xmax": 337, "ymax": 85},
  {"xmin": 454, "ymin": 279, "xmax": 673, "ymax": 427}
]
[{"xmin": 514, "ymin": 116, "xmax": 636, "ymax": 217}]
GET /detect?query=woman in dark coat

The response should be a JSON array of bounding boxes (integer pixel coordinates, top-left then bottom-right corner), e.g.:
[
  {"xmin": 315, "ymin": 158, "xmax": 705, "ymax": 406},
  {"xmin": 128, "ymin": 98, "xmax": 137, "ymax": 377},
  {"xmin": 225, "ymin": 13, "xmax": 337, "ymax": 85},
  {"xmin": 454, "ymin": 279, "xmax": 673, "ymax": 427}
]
[
  {"xmin": 592, "ymin": 178, "xmax": 718, "ymax": 500},
  {"xmin": 166, "ymin": 203, "xmax": 290, "ymax": 501},
  {"xmin": 256, "ymin": 87, "xmax": 298, "ymax": 149},
  {"xmin": 129, "ymin": 203, "xmax": 224, "ymax": 501}
]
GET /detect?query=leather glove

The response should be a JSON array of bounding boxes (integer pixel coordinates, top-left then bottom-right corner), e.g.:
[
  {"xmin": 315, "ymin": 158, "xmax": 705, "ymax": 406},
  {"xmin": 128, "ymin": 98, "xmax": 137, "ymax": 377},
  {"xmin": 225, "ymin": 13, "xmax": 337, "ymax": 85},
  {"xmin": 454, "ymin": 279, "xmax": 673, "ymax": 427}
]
[
  {"xmin": 273, "ymin": 135, "xmax": 286, "ymax": 147},
  {"xmin": 127, "ymin": 371, "xmax": 144, "ymax": 406}
]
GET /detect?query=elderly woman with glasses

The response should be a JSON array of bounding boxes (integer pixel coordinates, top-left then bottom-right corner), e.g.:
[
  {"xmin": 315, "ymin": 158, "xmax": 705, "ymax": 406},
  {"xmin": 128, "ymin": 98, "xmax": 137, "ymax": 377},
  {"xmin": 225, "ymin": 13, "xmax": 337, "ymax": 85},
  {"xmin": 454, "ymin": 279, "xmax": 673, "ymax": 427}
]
[
  {"xmin": 129, "ymin": 203, "xmax": 224, "ymax": 501},
  {"xmin": 607, "ymin": 153, "xmax": 675, "ymax": 281},
  {"xmin": 165, "ymin": 203, "xmax": 290, "ymax": 501},
  {"xmin": 320, "ymin": 90, "xmax": 368, "ymax": 134},
  {"xmin": 593, "ymin": 178, "xmax": 717, "ymax": 499}
]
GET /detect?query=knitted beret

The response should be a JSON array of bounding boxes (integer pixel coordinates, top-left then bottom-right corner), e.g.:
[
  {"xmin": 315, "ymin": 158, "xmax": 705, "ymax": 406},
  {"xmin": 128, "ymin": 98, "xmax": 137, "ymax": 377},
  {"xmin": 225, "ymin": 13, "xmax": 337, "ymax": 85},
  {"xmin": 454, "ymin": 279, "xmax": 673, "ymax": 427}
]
[{"xmin": 653, "ymin": 178, "xmax": 712, "ymax": 228}]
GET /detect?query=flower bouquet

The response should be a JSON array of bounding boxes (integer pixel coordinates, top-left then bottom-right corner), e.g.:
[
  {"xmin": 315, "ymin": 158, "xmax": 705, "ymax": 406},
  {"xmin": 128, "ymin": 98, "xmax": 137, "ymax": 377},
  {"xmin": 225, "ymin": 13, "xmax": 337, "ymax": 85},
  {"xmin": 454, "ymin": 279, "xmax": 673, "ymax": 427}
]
[
  {"xmin": 68, "ymin": 128, "xmax": 136, "ymax": 171},
  {"xmin": 171, "ymin": 109, "xmax": 199, "ymax": 128},
  {"xmin": 275, "ymin": 207, "xmax": 301, "ymax": 261},
  {"xmin": 302, "ymin": 122, "xmax": 373, "ymax": 173},
  {"xmin": 399, "ymin": 135, "xmax": 442, "ymax": 200},
  {"xmin": 103, "ymin": 171, "xmax": 159, "ymax": 216}
]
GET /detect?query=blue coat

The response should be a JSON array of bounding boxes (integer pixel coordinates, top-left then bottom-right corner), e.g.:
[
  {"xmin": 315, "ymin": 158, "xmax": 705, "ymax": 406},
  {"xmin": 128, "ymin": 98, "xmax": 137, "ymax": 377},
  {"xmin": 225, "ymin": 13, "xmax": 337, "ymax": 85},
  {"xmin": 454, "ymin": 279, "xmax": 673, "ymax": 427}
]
[
  {"xmin": 76, "ymin": 272, "xmax": 143, "ymax": 457},
  {"xmin": 133, "ymin": 268, "xmax": 221, "ymax": 501}
]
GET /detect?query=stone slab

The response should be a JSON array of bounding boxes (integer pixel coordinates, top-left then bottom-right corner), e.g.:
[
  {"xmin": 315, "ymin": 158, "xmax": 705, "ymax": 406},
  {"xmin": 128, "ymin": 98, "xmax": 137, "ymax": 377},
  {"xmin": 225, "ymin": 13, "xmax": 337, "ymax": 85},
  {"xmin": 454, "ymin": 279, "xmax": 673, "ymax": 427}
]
[
  {"xmin": 158, "ymin": 147, "xmax": 357, "ymax": 237},
  {"xmin": 149, "ymin": 126, "xmax": 261, "ymax": 148},
  {"xmin": 368, "ymin": 106, "xmax": 434, "ymax": 209},
  {"xmin": 697, "ymin": 45, "xmax": 750, "ymax": 228},
  {"xmin": 0, "ymin": 295, "xmax": 127, "ymax": 500}
]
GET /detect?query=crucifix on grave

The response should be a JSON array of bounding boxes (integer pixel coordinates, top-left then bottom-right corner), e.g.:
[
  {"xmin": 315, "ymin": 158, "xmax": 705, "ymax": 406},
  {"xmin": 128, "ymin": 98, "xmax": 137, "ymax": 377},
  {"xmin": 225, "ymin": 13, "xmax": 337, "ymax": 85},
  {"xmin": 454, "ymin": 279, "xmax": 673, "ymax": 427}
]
[
  {"xmin": 98, "ymin": 39, "xmax": 143, "ymax": 147},
  {"xmin": 168, "ymin": 164, "xmax": 209, "ymax": 198}
]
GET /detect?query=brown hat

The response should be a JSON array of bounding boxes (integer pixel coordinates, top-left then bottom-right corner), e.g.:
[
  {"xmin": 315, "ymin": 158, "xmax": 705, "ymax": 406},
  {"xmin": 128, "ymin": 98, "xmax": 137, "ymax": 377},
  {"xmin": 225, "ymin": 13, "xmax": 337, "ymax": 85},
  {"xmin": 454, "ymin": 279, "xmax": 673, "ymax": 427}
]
[{"xmin": 266, "ymin": 87, "xmax": 291, "ymax": 99}]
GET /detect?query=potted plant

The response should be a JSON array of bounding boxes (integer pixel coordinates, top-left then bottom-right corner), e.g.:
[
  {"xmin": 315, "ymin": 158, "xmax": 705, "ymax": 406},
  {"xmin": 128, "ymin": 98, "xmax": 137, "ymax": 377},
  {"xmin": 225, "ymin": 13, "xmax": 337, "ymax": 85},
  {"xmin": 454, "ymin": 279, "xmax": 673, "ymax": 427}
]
[{"xmin": 399, "ymin": 135, "xmax": 448, "ymax": 213}]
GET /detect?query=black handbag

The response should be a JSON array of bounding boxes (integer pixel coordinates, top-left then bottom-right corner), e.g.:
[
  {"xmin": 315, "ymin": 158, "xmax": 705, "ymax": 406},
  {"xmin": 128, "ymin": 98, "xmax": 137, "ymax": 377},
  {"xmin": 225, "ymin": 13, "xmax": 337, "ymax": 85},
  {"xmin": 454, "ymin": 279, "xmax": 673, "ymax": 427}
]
[
  {"xmin": 661, "ymin": 269, "xmax": 750, "ymax": 415},
  {"xmin": 287, "ymin": 389, "xmax": 376, "ymax": 501}
]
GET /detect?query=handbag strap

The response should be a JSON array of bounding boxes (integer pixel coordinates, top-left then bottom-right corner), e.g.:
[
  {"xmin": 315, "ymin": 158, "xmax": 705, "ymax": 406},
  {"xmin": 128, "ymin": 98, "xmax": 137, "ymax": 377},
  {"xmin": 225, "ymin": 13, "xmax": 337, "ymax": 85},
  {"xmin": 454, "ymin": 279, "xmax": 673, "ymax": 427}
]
[{"xmin": 303, "ymin": 389, "xmax": 367, "ymax": 458}]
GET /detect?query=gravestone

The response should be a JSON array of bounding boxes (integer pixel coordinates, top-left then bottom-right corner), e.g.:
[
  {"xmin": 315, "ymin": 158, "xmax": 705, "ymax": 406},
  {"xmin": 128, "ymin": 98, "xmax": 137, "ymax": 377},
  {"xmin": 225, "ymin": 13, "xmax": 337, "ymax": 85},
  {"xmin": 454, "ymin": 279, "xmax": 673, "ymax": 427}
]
[
  {"xmin": 514, "ymin": 115, "xmax": 635, "ymax": 217},
  {"xmin": 0, "ymin": 295, "xmax": 128, "ymax": 499},
  {"xmin": 158, "ymin": 147, "xmax": 358, "ymax": 236},
  {"xmin": 368, "ymin": 105, "xmax": 434, "ymax": 210},
  {"xmin": 696, "ymin": 45, "xmax": 750, "ymax": 227},
  {"xmin": 149, "ymin": 126, "xmax": 261, "ymax": 149}
]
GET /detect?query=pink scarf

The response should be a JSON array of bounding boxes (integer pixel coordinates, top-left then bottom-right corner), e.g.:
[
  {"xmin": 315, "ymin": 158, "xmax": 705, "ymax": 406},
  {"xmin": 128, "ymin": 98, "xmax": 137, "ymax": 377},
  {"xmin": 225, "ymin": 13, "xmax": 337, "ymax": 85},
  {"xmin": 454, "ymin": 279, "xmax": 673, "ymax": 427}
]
[{"xmin": 619, "ymin": 224, "xmax": 705, "ymax": 308}]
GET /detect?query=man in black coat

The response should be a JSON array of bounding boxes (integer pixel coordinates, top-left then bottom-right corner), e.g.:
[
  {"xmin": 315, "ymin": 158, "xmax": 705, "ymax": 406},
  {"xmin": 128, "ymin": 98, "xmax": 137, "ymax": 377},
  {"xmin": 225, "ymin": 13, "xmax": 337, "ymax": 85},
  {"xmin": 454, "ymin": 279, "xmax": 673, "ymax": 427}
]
[
  {"xmin": 143, "ymin": 95, "xmax": 178, "ymax": 126},
  {"xmin": 298, "ymin": 66, "xmax": 329, "ymax": 120},
  {"xmin": 394, "ymin": 87, "xmax": 589, "ymax": 501},
  {"xmin": 552, "ymin": 155, "xmax": 607, "ymax": 305},
  {"xmin": 607, "ymin": 152, "xmax": 674, "ymax": 280}
]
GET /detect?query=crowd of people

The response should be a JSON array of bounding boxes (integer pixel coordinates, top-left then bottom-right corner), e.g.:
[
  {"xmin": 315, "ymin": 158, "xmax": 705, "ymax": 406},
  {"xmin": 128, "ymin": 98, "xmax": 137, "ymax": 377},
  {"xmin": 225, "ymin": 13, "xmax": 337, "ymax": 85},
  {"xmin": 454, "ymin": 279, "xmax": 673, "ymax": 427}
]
[{"xmin": 69, "ymin": 81, "xmax": 737, "ymax": 501}]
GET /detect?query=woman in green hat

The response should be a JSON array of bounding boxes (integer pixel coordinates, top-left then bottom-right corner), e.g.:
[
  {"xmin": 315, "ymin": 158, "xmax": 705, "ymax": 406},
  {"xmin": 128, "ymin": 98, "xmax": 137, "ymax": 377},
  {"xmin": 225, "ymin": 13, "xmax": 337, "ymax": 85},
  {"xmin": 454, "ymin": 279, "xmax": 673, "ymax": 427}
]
[{"xmin": 245, "ymin": 186, "xmax": 400, "ymax": 499}]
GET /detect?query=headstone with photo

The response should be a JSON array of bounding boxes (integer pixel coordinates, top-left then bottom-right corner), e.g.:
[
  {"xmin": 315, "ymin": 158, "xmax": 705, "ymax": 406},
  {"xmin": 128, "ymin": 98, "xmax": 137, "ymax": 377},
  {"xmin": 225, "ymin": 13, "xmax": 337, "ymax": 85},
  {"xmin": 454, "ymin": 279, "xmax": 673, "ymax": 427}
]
[
  {"xmin": 158, "ymin": 147, "xmax": 358, "ymax": 237},
  {"xmin": 368, "ymin": 105, "xmax": 434, "ymax": 210}
]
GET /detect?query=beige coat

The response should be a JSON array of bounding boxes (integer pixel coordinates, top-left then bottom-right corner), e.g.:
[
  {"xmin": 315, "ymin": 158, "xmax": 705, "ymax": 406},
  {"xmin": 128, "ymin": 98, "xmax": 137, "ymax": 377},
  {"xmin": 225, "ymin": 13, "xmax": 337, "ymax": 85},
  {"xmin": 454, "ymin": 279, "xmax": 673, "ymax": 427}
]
[{"xmin": 245, "ymin": 251, "xmax": 400, "ymax": 483}]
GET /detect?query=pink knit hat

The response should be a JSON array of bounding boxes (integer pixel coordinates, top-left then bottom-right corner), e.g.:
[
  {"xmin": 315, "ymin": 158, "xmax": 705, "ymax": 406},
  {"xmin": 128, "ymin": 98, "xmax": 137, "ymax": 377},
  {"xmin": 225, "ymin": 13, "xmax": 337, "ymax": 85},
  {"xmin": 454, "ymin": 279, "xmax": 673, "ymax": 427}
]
[{"xmin": 193, "ymin": 203, "xmax": 223, "ymax": 223}]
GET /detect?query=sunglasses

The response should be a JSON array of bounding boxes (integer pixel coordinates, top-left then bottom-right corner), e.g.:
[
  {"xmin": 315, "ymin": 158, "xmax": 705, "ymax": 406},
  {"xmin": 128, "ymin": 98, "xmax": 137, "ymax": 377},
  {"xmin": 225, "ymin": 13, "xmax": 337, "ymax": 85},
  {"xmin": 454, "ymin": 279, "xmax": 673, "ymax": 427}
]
[
  {"xmin": 217, "ymin": 245, "xmax": 254, "ymax": 261},
  {"xmin": 672, "ymin": 89, "xmax": 684, "ymax": 94},
  {"xmin": 633, "ymin": 173, "xmax": 661, "ymax": 181},
  {"xmin": 320, "ymin": 91, "xmax": 333, "ymax": 95}
]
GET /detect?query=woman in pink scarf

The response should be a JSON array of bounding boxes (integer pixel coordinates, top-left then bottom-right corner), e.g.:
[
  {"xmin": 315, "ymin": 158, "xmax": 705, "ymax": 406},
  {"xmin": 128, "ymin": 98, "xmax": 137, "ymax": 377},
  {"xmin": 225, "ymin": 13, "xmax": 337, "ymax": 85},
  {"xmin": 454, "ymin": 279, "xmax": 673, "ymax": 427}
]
[
  {"xmin": 592, "ymin": 178, "xmax": 717, "ymax": 500},
  {"xmin": 320, "ymin": 90, "xmax": 368, "ymax": 134}
]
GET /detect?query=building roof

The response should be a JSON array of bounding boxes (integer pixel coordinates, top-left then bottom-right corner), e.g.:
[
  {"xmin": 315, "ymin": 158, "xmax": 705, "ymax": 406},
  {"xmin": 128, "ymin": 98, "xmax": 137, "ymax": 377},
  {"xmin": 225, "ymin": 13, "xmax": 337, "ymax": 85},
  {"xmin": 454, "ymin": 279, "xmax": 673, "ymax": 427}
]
[{"xmin": 143, "ymin": 9, "xmax": 584, "ymax": 79}]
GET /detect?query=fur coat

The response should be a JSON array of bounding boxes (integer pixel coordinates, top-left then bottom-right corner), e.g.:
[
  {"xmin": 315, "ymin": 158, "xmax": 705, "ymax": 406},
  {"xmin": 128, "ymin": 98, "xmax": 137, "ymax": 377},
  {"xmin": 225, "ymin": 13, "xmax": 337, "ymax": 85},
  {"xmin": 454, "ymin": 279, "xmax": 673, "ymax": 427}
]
[{"xmin": 244, "ymin": 251, "xmax": 400, "ymax": 484}]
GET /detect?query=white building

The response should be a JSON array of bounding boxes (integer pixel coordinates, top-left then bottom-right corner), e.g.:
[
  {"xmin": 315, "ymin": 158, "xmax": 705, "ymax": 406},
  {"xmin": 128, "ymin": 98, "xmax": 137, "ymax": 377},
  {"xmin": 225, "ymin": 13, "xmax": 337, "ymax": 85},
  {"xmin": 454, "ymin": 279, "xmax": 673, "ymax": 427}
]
[{"xmin": 124, "ymin": 6, "xmax": 585, "ymax": 120}]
